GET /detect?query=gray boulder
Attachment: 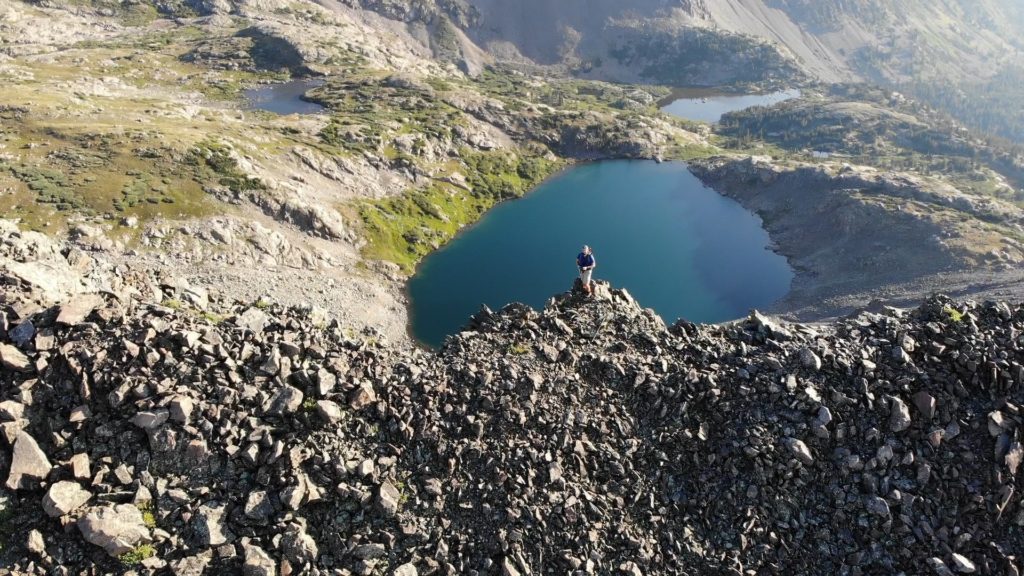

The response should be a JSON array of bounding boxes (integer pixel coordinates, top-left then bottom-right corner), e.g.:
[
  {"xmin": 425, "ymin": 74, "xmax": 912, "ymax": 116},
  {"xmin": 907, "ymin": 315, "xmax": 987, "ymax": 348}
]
[
  {"xmin": 78, "ymin": 504, "xmax": 152, "ymax": 557},
  {"xmin": 55, "ymin": 293, "xmax": 104, "ymax": 325},
  {"xmin": 192, "ymin": 501, "xmax": 234, "ymax": 546},
  {"xmin": 890, "ymin": 396, "xmax": 912, "ymax": 432},
  {"xmin": 349, "ymin": 382, "xmax": 376, "ymax": 410},
  {"xmin": 783, "ymin": 437, "xmax": 813, "ymax": 465},
  {"xmin": 281, "ymin": 523, "xmax": 318, "ymax": 565},
  {"xmin": 264, "ymin": 385, "xmax": 303, "ymax": 416},
  {"xmin": 42, "ymin": 481, "xmax": 92, "ymax": 517},
  {"xmin": 0, "ymin": 344, "xmax": 33, "ymax": 373},
  {"xmin": 5, "ymin": 431, "xmax": 52, "ymax": 490},
  {"xmin": 243, "ymin": 544, "xmax": 276, "ymax": 576}
]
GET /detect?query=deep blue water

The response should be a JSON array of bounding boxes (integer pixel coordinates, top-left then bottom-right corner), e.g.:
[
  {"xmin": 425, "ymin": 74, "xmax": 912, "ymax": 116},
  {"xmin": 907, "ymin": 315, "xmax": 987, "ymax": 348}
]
[
  {"xmin": 245, "ymin": 79, "xmax": 325, "ymax": 115},
  {"xmin": 661, "ymin": 89, "xmax": 800, "ymax": 123},
  {"xmin": 408, "ymin": 161, "xmax": 793, "ymax": 348}
]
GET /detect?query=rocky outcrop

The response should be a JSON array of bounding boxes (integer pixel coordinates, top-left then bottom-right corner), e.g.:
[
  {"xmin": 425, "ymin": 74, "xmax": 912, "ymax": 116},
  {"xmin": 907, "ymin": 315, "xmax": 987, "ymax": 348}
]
[
  {"xmin": 0, "ymin": 220, "xmax": 91, "ymax": 308},
  {"xmin": 2, "ymin": 271, "xmax": 1024, "ymax": 573},
  {"xmin": 689, "ymin": 155, "xmax": 1024, "ymax": 319}
]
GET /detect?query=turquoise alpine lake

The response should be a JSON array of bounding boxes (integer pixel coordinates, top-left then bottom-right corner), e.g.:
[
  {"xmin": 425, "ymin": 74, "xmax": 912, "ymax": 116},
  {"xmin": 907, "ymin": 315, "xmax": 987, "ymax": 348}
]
[
  {"xmin": 408, "ymin": 161, "xmax": 794, "ymax": 348},
  {"xmin": 661, "ymin": 89, "xmax": 800, "ymax": 123}
]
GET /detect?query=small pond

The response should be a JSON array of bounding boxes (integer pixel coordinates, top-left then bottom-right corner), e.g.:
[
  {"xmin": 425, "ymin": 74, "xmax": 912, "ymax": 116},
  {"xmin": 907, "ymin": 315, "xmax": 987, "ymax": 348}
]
[
  {"xmin": 408, "ymin": 161, "xmax": 793, "ymax": 348},
  {"xmin": 244, "ymin": 79, "xmax": 326, "ymax": 115},
  {"xmin": 661, "ymin": 88, "xmax": 800, "ymax": 123}
]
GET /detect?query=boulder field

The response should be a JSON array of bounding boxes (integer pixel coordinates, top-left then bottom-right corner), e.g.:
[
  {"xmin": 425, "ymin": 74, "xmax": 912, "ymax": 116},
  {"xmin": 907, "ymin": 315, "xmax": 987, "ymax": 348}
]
[{"xmin": 0, "ymin": 279, "xmax": 1023, "ymax": 575}]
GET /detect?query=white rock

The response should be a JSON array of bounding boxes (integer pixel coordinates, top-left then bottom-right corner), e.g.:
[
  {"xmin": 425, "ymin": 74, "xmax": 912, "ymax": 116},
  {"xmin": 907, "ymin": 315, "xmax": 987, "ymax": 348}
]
[
  {"xmin": 42, "ymin": 480, "xmax": 92, "ymax": 517},
  {"xmin": 783, "ymin": 437, "xmax": 813, "ymax": 465},
  {"xmin": 26, "ymin": 529, "xmax": 45, "ymax": 555},
  {"xmin": 316, "ymin": 400, "xmax": 343, "ymax": 424},
  {"xmin": 393, "ymin": 562, "xmax": 418, "ymax": 576},
  {"xmin": 0, "ymin": 343, "xmax": 33, "ymax": 373},
  {"xmin": 950, "ymin": 553, "xmax": 976, "ymax": 573},
  {"xmin": 169, "ymin": 396, "xmax": 194, "ymax": 424}
]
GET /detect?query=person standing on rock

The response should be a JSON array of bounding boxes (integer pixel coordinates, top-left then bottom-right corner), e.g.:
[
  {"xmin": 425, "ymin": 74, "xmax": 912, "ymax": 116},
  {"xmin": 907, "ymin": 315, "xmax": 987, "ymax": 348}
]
[{"xmin": 577, "ymin": 245, "xmax": 596, "ymax": 296}]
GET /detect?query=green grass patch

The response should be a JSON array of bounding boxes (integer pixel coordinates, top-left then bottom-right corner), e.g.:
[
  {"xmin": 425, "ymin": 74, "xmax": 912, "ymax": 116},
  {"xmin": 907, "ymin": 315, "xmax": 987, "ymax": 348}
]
[
  {"xmin": 202, "ymin": 311, "xmax": 227, "ymax": 324},
  {"xmin": 5, "ymin": 163, "xmax": 83, "ymax": 211},
  {"xmin": 665, "ymin": 143, "xmax": 721, "ymax": 162},
  {"xmin": 189, "ymin": 141, "xmax": 266, "ymax": 194},
  {"xmin": 313, "ymin": 75, "xmax": 465, "ymax": 156},
  {"xmin": 358, "ymin": 151, "xmax": 562, "ymax": 272}
]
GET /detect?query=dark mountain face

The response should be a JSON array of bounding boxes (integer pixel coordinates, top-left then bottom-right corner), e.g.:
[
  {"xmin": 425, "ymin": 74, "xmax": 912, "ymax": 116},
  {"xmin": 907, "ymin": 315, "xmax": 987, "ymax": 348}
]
[
  {"xmin": 442, "ymin": 0, "xmax": 1024, "ymax": 84},
  {"xmin": 464, "ymin": 0, "xmax": 703, "ymax": 64}
]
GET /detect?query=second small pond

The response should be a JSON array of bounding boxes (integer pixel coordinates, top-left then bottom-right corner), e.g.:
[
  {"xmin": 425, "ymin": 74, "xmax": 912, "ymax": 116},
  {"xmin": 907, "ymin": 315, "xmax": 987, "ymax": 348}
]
[
  {"xmin": 244, "ymin": 79, "xmax": 326, "ymax": 115},
  {"xmin": 661, "ymin": 88, "xmax": 800, "ymax": 123}
]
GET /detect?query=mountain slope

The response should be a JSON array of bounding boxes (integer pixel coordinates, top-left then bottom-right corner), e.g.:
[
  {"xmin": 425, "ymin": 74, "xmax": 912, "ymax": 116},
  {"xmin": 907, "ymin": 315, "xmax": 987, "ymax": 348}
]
[{"xmin": 452, "ymin": 0, "xmax": 1024, "ymax": 85}]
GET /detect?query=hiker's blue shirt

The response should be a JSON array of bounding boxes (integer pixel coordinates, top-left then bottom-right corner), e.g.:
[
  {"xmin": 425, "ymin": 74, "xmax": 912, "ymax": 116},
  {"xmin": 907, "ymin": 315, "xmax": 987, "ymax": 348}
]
[{"xmin": 578, "ymin": 253, "xmax": 595, "ymax": 268}]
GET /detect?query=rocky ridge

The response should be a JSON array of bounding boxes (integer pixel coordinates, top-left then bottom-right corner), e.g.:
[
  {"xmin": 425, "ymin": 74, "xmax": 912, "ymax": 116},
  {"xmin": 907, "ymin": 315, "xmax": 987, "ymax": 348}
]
[
  {"xmin": 690, "ymin": 156, "xmax": 1024, "ymax": 321},
  {"xmin": 2, "ymin": 243, "xmax": 1024, "ymax": 574}
]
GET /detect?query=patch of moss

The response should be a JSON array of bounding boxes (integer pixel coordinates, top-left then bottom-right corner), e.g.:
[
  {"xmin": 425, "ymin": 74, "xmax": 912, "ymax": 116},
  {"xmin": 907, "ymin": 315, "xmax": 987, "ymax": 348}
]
[
  {"xmin": 508, "ymin": 343, "xmax": 531, "ymax": 355},
  {"xmin": 119, "ymin": 544, "xmax": 156, "ymax": 566},
  {"xmin": 666, "ymin": 143, "xmax": 720, "ymax": 161},
  {"xmin": 943, "ymin": 305, "xmax": 965, "ymax": 323},
  {"xmin": 136, "ymin": 501, "xmax": 157, "ymax": 528}
]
